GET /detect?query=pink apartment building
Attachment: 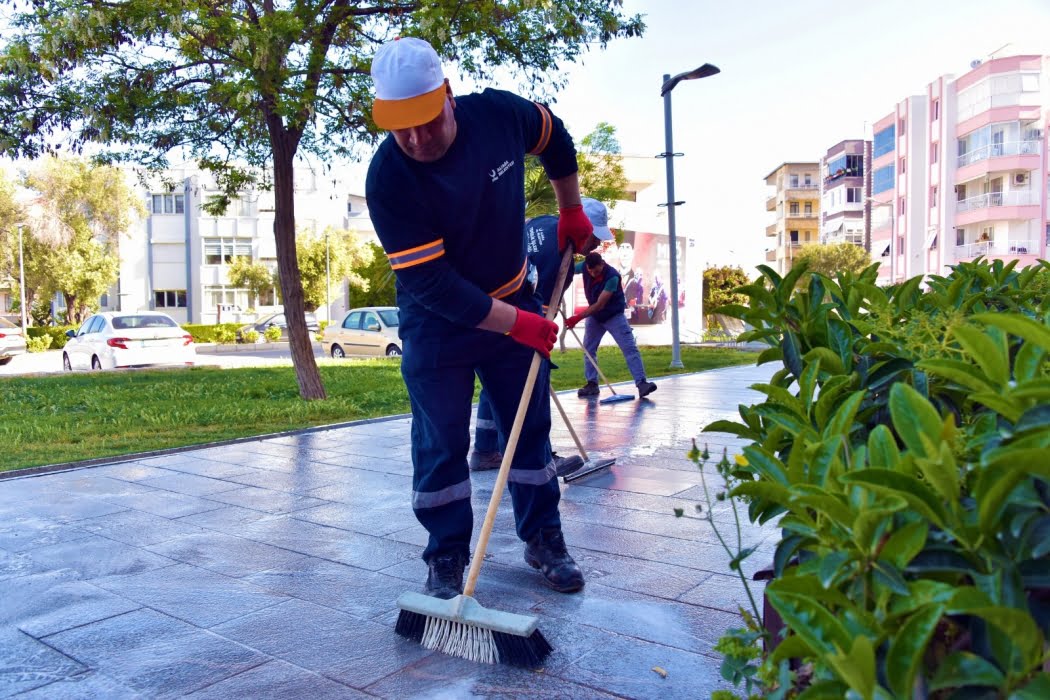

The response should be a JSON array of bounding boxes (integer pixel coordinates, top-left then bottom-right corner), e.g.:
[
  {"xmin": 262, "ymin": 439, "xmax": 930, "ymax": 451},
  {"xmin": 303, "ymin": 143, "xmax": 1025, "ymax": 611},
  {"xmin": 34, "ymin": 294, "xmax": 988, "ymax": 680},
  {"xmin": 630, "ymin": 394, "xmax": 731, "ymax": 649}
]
[{"xmin": 871, "ymin": 54, "xmax": 1047, "ymax": 284}]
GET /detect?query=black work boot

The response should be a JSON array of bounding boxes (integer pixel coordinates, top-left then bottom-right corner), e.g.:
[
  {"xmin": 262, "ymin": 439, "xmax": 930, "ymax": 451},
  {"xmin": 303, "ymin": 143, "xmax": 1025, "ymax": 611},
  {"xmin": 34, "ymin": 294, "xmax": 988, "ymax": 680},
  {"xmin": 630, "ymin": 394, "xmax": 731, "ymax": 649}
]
[
  {"xmin": 636, "ymin": 379, "xmax": 657, "ymax": 399},
  {"xmin": 469, "ymin": 450, "xmax": 502, "ymax": 472},
  {"xmin": 424, "ymin": 552, "xmax": 466, "ymax": 600},
  {"xmin": 577, "ymin": 381, "xmax": 600, "ymax": 398},
  {"xmin": 553, "ymin": 453, "xmax": 585, "ymax": 477},
  {"xmin": 524, "ymin": 527, "xmax": 585, "ymax": 593}
]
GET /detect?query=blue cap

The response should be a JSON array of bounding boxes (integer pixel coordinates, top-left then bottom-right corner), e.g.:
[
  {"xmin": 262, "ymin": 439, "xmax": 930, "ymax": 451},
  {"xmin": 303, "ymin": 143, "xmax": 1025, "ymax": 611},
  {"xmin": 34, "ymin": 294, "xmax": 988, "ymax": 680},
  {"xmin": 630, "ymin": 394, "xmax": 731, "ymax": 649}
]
[{"xmin": 581, "ymin": 197, "xmax": 614, "ymax": 241}]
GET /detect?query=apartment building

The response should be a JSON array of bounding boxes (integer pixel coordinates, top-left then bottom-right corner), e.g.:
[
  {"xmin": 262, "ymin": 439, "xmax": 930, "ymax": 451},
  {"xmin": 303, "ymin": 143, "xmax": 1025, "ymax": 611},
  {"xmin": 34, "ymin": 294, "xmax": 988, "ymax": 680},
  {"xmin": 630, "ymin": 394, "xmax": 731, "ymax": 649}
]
[
  {"xmin": 820, "ymin": 140, "xmax": 870, "ymax": 250},
  {"xmin": 870, "ymin": 53, "xmax": 1047, "ymax": 283},
  {"xmin": 764, "ymin": 162, "xmax": 821, "ymax": 275}
]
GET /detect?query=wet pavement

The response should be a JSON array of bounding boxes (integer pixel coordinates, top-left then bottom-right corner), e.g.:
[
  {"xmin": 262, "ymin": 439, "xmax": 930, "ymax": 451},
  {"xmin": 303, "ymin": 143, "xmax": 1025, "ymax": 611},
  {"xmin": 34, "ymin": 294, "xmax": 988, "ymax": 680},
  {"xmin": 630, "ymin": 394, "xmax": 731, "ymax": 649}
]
[{"xmin": 0, "ymin": 363, "xmax": 776, "ymax": 698}]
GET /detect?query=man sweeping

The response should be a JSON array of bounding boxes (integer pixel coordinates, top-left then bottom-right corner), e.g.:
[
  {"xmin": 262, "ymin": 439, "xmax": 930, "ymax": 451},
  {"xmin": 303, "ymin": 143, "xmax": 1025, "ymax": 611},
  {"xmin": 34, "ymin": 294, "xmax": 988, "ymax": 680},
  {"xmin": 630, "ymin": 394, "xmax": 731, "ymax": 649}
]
[
  {"xmin": 565, "ymin": 200, "xmax": 658, "ymax": 400},
  {"xmin": 365, "ymin": 37, "xmax": 589, "ymax": 600},
  {"xmin": 470, "ymin": 202, "xmax": 613, "ymax": 472}
]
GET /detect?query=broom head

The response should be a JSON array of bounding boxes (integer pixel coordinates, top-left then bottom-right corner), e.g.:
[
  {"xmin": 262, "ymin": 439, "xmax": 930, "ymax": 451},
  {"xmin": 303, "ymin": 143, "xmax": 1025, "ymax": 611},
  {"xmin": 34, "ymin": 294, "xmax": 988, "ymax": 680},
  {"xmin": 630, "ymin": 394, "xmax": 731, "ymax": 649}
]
[{"xmin": 395, "ymin": 591, "xmax": 551, "ymax": 668}]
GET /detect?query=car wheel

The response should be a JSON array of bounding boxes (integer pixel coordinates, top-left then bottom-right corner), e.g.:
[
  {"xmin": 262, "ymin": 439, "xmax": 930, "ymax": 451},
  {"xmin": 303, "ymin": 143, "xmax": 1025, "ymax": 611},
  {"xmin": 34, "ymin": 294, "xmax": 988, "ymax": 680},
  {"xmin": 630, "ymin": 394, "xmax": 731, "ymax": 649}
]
[
  {"xmin": 63, "ymin": 354, "xmax": 72, "ymax": 371},
  {"xmin": 91, "ymin": 356, "xmax": 102, "ymax": 371},
  {"xmin": 386, "ymin": 344, "xmax": 402, "ymax": 357},
  {"xmin": 331, "ymin": 345, "xmax": 345, "ymax": 358}
]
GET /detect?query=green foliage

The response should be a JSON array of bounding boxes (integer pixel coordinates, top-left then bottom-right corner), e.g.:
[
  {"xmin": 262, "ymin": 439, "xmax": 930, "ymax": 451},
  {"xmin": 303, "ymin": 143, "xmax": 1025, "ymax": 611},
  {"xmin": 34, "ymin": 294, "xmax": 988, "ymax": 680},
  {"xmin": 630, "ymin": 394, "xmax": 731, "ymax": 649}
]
[
  {"xmin": 791, "ymin": 242, "xmax": 873, "ymax": 285},
  {"xmin": 25, "ymin": 334, "xmax": 51, "ymax": 353},
  {"xmin": 524, "ymin": 122, "xmax": 628, "ymax": 218},
  {"xmin": 226, "ymin": 257, "xmax": 277, "ymax": 309},
  {"xmin": 26, "ymin": 326, "xmax": 74, "ymax": 350},
  {"xmin": 348, "ymin": 242, "xmax": 396, "ymax": 309},
  {"xmin": 263, "ymin": 325, "xmax": 282, "ymax": 342},
  {"xmin": 703, "ymin": 257, "xmax": 1050, "ymax": 697},
  {"xmin": 241, "ymin": 329, "xmax": 260, "ymax": 344},
  {"xmin": 293, "ymin": 228, "xmax": 372, "ymax": 312},
  {"xmin": 703, "ymin": 265, "xmax": 750, "ymax": 312},
  {"xmin": 181, "ymin": 323, "xmax": 243, "ymax": 344}
]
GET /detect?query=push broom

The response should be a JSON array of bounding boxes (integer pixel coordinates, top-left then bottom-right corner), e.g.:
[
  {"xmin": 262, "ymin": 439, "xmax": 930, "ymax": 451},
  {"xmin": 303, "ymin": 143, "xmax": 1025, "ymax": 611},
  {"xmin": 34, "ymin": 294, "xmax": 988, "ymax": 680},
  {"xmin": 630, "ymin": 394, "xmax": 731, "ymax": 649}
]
[
  {"xmin": 548, "ymin": 387, "xmax": 616, "ymax": 481},
  {"xmin": 562, "ymin": 320, "xmax": 635, "ymax": 404},
  {"xmin": 394, "ymin": 247, "xmax": 574, "ymax": 668}
]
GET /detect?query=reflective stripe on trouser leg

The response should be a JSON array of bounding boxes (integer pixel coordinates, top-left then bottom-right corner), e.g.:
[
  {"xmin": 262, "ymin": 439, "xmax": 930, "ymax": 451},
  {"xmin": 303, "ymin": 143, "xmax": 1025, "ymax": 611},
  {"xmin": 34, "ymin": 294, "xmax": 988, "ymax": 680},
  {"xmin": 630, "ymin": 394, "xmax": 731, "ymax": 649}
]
[
  {"xmin": 475, "ymin": 341, "xmax": 561, "ymax": 543},
  {"xmin": 602, "ymin": 314, "xmax": 647, "ymax": 383},
  {"xmin": 581, "ymin": 316, "xmax": 606, "ymax": 384},
  {"xmin": 474, "ymin": 390, "xmax": 501, "ymax": 453},
  {"xmin": 402, "ymin": 361, "xmax": 476, "ymax": 562}
]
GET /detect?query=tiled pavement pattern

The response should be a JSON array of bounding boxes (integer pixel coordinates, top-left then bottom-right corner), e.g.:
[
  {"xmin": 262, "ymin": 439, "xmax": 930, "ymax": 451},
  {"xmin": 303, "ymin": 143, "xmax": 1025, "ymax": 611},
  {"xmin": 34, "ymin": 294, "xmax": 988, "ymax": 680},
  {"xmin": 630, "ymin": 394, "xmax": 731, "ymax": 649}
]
[{"xmin": 1, "ymin": 363, "xmax": 776, "ymax": 699}]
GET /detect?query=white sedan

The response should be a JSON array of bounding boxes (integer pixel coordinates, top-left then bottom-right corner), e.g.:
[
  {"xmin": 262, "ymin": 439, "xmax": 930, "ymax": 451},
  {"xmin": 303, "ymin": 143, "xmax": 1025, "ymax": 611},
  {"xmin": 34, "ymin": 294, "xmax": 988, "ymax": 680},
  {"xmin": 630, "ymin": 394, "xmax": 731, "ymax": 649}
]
[{"xmin": 63, "ymin": 312, "xmax": 196, "ymax": 371}]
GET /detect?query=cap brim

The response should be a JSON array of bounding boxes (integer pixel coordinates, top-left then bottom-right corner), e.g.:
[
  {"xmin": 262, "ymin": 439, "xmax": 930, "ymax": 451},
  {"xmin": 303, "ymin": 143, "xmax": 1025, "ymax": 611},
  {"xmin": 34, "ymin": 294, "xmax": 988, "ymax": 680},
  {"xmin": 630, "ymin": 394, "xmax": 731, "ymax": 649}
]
[
  {"xmin": 592, "ymin": 225, "xmax": 614, "ymax": 241},
  {"xmin": 372, "ymin": 84, "xmax": 447, "ymax": 130}
]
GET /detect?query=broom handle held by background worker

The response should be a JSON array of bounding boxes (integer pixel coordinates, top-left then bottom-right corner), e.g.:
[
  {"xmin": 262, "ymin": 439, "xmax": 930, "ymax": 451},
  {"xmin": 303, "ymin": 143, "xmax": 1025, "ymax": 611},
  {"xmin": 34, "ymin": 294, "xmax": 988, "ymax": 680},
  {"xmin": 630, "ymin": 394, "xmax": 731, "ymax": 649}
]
[
  {"xmin": 464, "ymin": 246, "xmax": 574, "ymax": 597},
  {"xmin": 562, "ymin": 313, "xmax": 619, "ymax": 392}
]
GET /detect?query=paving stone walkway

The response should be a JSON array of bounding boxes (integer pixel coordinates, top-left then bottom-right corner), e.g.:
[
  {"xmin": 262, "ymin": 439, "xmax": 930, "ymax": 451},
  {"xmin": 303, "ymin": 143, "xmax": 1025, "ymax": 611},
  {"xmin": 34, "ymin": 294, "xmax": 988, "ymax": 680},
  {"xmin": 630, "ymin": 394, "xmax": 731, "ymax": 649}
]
[{"xmin": 1, "ymin": 362, "xmax": 776, "ymax": 699}]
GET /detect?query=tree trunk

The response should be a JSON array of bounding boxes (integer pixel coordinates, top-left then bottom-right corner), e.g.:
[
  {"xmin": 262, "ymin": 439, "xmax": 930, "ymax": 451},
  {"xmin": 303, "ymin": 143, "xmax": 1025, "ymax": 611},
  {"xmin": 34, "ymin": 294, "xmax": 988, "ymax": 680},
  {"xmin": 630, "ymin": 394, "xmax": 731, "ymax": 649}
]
[{"xmin": 270, "ymin": 128, "xmax": 326, "ymax": 400}]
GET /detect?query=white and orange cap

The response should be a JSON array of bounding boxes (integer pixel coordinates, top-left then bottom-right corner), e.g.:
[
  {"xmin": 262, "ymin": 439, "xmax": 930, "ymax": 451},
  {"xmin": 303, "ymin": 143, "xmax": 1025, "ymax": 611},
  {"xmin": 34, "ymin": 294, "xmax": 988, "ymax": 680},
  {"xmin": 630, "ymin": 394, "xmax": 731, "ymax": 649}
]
[{"xmin": 371, "ymin": 37, "xmax": 447, "ymax": 130}]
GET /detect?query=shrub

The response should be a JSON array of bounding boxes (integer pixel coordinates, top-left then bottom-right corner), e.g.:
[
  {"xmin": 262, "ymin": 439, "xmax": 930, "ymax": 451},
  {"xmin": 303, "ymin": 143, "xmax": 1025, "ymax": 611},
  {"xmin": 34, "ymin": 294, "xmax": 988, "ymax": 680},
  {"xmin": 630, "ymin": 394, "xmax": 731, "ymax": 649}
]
[
  {"xmin": 698, "ymin": 258, "xmax": 1050, "ymax": 697},
  {"xmin": 241, "ymin": 329, "xmax": 259, "ymax": 343},
  {"xmin": 26, "ymin": 334, "xmax": 52, "ymax": 352},
  {"xmin": 26, "ymin": 326, "xmax": 75, "ymax": 350},
  {"xmin": 181, "ymin": 323, "xmax": 242, "ymax": 344},
  {"xmin": 263, "ymin": 325, "xmax": 282, "ymax": 342}
]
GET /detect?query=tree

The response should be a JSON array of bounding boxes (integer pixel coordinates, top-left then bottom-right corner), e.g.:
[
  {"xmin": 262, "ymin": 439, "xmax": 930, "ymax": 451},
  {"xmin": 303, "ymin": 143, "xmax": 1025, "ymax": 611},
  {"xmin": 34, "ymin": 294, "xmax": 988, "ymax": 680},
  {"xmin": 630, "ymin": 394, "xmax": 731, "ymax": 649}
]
[
  {"xmin": 524, "ymin": 121, "xmax": 629, "ymax": 218},
  {"xmin": 293, "ymin": 227, "xmax": 371, "ymax": 312},
  {"xmin": 348, "ymin": 241, "xmax": 397, "ymax": 309},
  {"xmin": 9, "ymin": 158, "xmax": 145, "ymax": 324},
  {"xmin": 226, "ymin": 256, "xmax": 277, "ymax": 311},
  {"xmin": 0, "ymin": 170, "xmax": 23, "ymax": 298},
  {"xmin": 0, "ymin": 2, "xmax": 644, "ymax": 400},
  {"xmin": 703, "ymin": 265, "xmax": 750, "ymax": 313},
  {"xmin": 792, "ymin": 243, "xmax": 873, "ymax": 282}
]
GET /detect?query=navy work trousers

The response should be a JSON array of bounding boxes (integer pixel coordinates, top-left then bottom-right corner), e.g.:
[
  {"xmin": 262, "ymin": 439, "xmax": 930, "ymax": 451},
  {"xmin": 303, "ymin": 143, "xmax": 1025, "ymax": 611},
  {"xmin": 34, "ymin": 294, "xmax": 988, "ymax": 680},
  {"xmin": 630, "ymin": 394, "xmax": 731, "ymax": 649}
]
[{"xmin": 402, "ymin": 332, "xmax": 561, "ymax": 563}]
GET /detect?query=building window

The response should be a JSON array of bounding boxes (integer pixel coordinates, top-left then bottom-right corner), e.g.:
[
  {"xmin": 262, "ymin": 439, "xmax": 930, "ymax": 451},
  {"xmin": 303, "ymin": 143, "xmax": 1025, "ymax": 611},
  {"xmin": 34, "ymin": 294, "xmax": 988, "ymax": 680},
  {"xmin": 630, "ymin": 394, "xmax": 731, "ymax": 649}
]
[
  {"xmin": 203, "ymin": 238, "xmax": 252, "ymax": 265},
  {"xmin": 930, "ymin": 186, "xmax": 938, "ymax": 207},
  {"xmin": 202, "ymin": 286, "xmax": 249, "ymax": 311},
  {"xmin": 790, "ymin": 174, "xmax": 799, "ymax": 188},
  {"xmin": 789, "ymin": 230, "xmax": 799, "ymax": 244},
  {"xmin": 899, "ymin": 157, "xmax": 906, "ymax": 175},
  {"xmin": 824, "ymin": 154, "xmax": 864, "ymax": 182},
  {"xmin": 789, "ymin": 202, "xmax": 799, "ymax": 215},
  {"xmin": 898, "ymin": 118, "xmax": 906, "ymax": 136},
  {"xmin": 956, "ymin": 228, "xmax": 965, "ymax": 246},
  {"xmin": 873, "ymin": 125, "xmax": 896, "ymax": 158},
  {"xmin": 154, "ymin": 290, "xmax": 187, "ymax": 308},
  {"xmin": 931, "ymin": 99, "xmax": 940, "ymax": 121},
  {"xmin": 931, "ymin": 143, "xmax": 939, "ymax": 164},
  {"xmin": 899, "ymin": 197, "xmax": 906, "ymax": 216},
  {"xmin": 804, "ymin": 202, "xmax": 813, "ymax": 215},
  {"xmin": 847, "ymin": 187, "xmax": 862, "ymax": 203},
  {"xmin": 804, "ymin": 174, "xmax": 812, "ymax": 186},
  {"xmin": 150, "ymin": 193, "xmax": 185, "ymax": 215},
  {"xmin": 873, "ymin": 165, "xmax": 895, "ymax": 194},
  {"xmin": 897, "ymin": 235, "xmax": 904, "ymax": 253}
]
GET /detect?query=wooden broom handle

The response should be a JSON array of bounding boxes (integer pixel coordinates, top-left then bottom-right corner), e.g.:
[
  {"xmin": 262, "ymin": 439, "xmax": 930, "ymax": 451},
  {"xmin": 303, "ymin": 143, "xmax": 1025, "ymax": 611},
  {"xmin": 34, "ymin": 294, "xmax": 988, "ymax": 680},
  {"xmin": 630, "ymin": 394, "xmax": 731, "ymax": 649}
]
[
  {"xmin": 549, "ymin": 386, "xmax": 589, "ymax": 461},
  {"xmin": 464, "ymin": 246, "xmax": 574, "ymax": 597}
]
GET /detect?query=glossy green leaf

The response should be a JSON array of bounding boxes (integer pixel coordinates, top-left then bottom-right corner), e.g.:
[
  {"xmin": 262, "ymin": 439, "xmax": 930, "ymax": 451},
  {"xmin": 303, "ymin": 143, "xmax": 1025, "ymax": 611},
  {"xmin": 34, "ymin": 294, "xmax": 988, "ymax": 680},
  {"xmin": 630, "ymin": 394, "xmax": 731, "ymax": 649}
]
[
  {"xmin": 757, "ymin": 346, "xmax": 784, "ymax": 365},
  {"xmin": 977, "ymin": 449, "xmax": 1050, "ymax": 535},
  {"xmin": 1009, "ymin": 673, "xmax": 1050, "ymax": 700},
  {"xmin": 768, "ymin": 633, "xmax": 815, "ymax": 666},
  {"xmin": 773, "ymin": 535, "xmax": 805, "ymax": 578},
  {"xmin": 974, "ymin": 313, "xmax": 1050, "ymax": 353},
  {"xmin": 768, "ymin": 574, "xmax": 852, "ymax": 608},
  {"xmin": 766, "ymin": 590, "xmax": 852, "ymax": 655},
  {"xmin": 828, "ymin": 317, "xmax": 854, "ymax": 371},
  {"xmin": 853, "ymin": 507, "xmax": 899, "ymax": 555},
  {"xmin": 886, "ymin": 604, "xmax": 944, "ymax": 698},
  {"xmin": 1014, "ymin": 404, "xmax": 1050, "ymax": 434},
  {"xmin": 866, "ymin": 425, "xmax": 900, "ymax": 470},
  {"xmin": 1013, "ymin": 341, "xmax": 1047, "ymax": 382},
  {"xmin": 822, "ymin": 391, "xmax": 864, "ymax": 442},
  {"xmin": 841, "ymin": 469, "xmax": 948, "ymax": 529},
  {"xmin": 889, "ymin": 383, "xmax": 943, "ymax": 459},
  {"xmin": 813, "ymin": 375, "xmax": 853, "ymax": 427},
  {"xmin": 947, "ymin": 597, "xmax": 1043, "ymax": 669},
  {"xmin": 804, "ymin": 347, "xmax": 845, "ymax": 376},
  {"xmin": 818, "ymin": 550, "xmax": 851, "ymax": 588},
  {"xmin": 969, "ymin": 391, "xmax": 1025, "ymax": 423},
  {"xmin": 879, "ymin": 520, "xmax": 928, "ymax": 569},
  {"xmin": 916, "ymin": 358, "xmax": 997, "ymax": 392},
  {"xmin": 928, "ymin": 651, "xmax": 1004, "ymax": 691},
  {"xmin": 701, "ymin": 420, "xmax": 753, "ymax": 438},
  {"xmin": 731, "ymin": 481, "xmax": 792, "ymax": 508},
  {"xmin": 827, "ymin": 635, "xmax": 876, "ymax": 699},
  {"xmin": 793, "ymin": 493, "xmax": 856, "ymax": 533},
  {"xmin": 915, "ymin": 441, "xmax": 960, "ymax": 508},
  {"xmin": 741, "ymin": 445, "xmax": 790, "ymax": 486},
  {"xmin": 782, "ymin": 329, "xmax": 803, "ymax": 379},
  {"xmin": 796, "ymin": 681, "xmax": 851, "ymax": 700},
  {"xmin": 952, "ymin": 324, "xmax": 1009, "ymax": 388},
  {"xmin": 872, "ymin": 561, "xmax": 910, "ymax": 596}
]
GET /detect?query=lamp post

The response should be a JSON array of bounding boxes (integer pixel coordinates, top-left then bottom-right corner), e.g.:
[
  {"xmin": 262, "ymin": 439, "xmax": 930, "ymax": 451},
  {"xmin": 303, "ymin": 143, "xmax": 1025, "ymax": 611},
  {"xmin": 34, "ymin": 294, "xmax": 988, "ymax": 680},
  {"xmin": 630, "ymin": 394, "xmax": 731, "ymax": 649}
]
[
  {"xmin": 659, "ymin": 63, "xmax": 719, "ymax": 368},
  {"xmin": 325, "ymin": 228, "xmax": 331, "ymax": 323},
  {"xmin": 17, "ymin": 224, "xmax": 27, "ymax": 334}
]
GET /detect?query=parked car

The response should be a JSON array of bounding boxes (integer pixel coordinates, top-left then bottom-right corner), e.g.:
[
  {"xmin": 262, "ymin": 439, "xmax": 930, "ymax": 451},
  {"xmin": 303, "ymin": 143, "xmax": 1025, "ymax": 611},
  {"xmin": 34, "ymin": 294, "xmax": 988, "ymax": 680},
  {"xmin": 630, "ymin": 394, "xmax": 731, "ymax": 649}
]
[
  {"xmin": 0, "ymin": 317, "xmax": 26, "ymax": 365},
  {"xmin": 323, "ymin": 307, "xmax": 401, "ymax": 357},
  {"xmin": 236, "ymin": 311, "xmax": 319, "ymax": 342},
  {"xmin": 62, "ymin": 312, "xmax": 195, "ymax": 371}
]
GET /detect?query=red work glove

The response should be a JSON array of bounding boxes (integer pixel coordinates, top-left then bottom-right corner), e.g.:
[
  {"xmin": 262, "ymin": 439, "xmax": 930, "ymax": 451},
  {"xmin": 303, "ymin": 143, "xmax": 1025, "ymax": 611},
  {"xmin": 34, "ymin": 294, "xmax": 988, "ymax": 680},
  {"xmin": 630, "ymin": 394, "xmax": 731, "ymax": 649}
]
[
  {"xmin": 557, "ymin": 205, "xmax": 593, "ymax": 253},
  {"xmin": 507, "ymin": 308, "xmax": 558, "ymax": 358},
  {"xmin": 564, "ymin": 314, "xmax": 583, "ymax": 330}
]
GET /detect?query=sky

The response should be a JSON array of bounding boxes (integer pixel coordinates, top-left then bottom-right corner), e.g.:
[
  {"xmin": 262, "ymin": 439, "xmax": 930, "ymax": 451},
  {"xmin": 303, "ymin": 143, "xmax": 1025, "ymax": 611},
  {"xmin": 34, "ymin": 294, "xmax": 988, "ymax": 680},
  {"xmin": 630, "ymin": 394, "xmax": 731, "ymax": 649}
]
[{"xmin": 513, "ymin": 0, "xmax": 1050, "ymax": 271}]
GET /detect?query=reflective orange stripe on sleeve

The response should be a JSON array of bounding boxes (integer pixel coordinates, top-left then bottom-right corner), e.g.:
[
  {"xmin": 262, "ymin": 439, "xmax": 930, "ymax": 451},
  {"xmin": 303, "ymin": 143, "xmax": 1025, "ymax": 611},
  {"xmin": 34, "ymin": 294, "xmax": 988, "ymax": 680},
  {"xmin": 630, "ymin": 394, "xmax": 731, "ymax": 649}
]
[
  {"xmin": 388, "ymin": 239, "xmax": 444, "ymax": 270},
  {"xmin": 488, "ymin": 261, "xmax": 527, "ymax": 299},
  {"xmin": 528, "ymin": 102, "xmax": 552, "ymax": 155}
]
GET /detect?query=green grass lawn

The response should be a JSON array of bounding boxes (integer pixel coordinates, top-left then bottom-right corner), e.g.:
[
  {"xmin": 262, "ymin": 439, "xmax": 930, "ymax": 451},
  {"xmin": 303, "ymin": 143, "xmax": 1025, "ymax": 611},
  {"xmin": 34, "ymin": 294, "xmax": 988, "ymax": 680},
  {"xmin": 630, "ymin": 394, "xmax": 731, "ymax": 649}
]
[{"xmin": 1, "ymin": 346, "xmax": 758, "ymax": 472}]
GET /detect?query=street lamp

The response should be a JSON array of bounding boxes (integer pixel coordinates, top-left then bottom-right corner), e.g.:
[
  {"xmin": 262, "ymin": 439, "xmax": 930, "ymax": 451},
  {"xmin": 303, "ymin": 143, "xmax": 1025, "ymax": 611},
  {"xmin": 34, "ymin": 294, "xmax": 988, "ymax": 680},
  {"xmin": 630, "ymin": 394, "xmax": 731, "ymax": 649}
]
[
  {"xmin": 17, "ymin": 224, "xmax": 27, "ymax": 335},
  {"xmin": 658, "ymin": 63, "xmax": 719, "ymax": 369},
  {"xmin": 325, "ymin": 228, "xmax": 331, "ymax": 323}
]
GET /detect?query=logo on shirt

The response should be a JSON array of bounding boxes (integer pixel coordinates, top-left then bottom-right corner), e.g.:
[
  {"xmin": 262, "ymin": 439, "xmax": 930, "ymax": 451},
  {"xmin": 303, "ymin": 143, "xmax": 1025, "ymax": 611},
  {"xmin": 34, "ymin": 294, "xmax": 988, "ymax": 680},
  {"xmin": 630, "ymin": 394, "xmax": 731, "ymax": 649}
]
[{"xmin": 489, "ymin": 159, "xmax": 515, "ymax": 182}]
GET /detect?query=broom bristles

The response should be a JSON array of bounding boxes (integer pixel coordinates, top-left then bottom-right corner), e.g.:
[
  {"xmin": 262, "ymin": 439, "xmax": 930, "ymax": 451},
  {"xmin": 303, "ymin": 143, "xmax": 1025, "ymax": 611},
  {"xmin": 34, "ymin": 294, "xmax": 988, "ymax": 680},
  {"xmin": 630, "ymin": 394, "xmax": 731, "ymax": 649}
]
[{"xmin": 395, "ymin": 601, "xmax": 552, "ymax": 668}]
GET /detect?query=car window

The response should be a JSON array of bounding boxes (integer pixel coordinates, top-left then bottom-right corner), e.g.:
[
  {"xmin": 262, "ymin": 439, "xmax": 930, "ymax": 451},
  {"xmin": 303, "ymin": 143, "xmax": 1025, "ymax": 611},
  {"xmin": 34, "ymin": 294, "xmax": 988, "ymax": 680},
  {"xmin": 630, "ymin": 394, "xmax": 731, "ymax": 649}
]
[
  {"xmin": 84, "ymin": 316, "xmax": 104, "ymax": 334},
  {"xmin": 343, "ymin": 312, "xmax": 362, "ymax": 330},
  {"xmin": 273, "ymin": 314, "xmax": 286, "ymax": 327},
  {"xmin": 378, "ymin": 309, "xmax": 399, "ymax": 328},
  {"xmin": 112, "ymin": 315, "xmax": 179, "ymax": 330},
  {"xmin": 0, "ymin": 317, "xmax": 14, "ymax": 329},
  {"xmin": 362, "ymin": 312, "xmax": 380, "ymax": 332}
]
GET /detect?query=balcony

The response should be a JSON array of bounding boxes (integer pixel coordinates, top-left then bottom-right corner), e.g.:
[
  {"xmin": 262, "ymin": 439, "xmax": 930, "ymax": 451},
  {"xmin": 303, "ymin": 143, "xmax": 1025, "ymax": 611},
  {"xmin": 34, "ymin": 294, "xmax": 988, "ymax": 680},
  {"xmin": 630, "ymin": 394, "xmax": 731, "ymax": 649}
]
[
  {"xmin": 766, "ymin": 223, "xmax": 777, "ymax": 236},
  {"xmin": 954, "ymin": 238, "xmax": 1040, "ymax": 260},
  {"xmin": 766, "ymin": 195, "xmax": 777, "ymax": 211},
  {"xmin": 956, "ymin": 190, "xmax": 1038, "ymax": 214},
  {"xmin": 766, "ymin": 249, "xmax": 777, "ymax": 262},
  {"xmin": 957, "ymin": 140, "xmax": 1041, "ymax": 168},
  {"xmin": 786, "ymin": 183, "xmax": 819, "ymax": 192},
  {"xmin": 786, "ymin": 212, "xmax": 819, "ymax": 222}
]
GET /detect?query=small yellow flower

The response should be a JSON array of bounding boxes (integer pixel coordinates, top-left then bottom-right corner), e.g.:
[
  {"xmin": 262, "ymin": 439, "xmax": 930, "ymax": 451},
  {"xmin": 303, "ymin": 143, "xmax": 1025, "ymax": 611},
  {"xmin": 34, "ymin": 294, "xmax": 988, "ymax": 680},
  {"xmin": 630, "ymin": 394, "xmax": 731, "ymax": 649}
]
[{"xmin": 734, "ymin": 454, "xmax": 749, "ymax": 467}]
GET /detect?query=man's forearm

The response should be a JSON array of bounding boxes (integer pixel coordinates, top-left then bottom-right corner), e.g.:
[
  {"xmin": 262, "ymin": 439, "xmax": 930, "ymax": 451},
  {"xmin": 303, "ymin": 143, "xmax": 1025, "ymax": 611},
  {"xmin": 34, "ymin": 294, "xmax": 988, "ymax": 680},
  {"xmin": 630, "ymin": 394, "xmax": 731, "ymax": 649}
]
[
  {"xmin": 476, "ymin": 297, "xmax": 519, "ymax": 333},
  {"xmin": 550, "ymin": 172, "xmax": 582, "ymax": 210}
]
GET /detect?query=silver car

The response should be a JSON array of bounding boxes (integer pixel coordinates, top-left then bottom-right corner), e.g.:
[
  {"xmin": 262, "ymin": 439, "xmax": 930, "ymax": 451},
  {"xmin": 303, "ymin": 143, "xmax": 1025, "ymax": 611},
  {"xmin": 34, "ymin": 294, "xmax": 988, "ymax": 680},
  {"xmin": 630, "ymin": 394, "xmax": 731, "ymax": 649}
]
[
  {"xmin": 62, "ymin": 312, "xmax": 196, "ymax": 371},
  {"xmin": 323, "ymin": 307, "xmax": 401, "ymax": 357},
  {"xmin": 0, "ymin": 317, "xmax": 27, "ymax": 365}
]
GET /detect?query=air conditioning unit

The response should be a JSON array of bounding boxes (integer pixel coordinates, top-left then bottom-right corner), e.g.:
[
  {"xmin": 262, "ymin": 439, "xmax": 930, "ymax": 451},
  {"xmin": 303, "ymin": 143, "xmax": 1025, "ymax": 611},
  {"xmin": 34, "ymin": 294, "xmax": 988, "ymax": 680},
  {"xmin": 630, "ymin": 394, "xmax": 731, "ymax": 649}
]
[{"xmin": 1014, "ymin": 173, "xmax": 1029, "ymax": 185}]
